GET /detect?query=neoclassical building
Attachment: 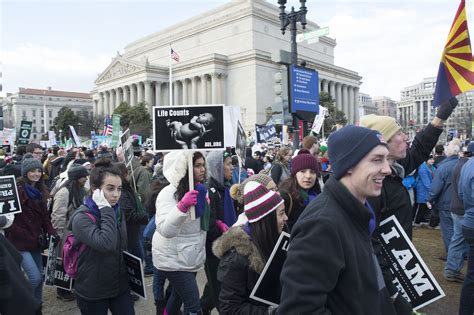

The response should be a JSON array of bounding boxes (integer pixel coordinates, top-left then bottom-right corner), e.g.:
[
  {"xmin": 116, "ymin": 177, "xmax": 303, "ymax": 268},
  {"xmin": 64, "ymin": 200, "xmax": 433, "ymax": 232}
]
[{"xmin": 91, "ymin": 0, "xmax": 361, "ymax": 130}]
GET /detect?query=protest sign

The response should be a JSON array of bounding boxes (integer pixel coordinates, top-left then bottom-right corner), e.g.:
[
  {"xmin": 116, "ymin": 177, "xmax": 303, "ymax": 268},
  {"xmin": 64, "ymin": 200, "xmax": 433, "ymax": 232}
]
[
  {"xmin": 235, "ymin": 120, "xmax": 247, "ymax": 163},
  {"xmin": 153, "ymin": 105, "xmax": 225, "ymax": 152},
  {"xmin": 44, "ymin": 236, "xmax": 59, "ymax": 287},
  {"xmin": 111, "ymin": 114, "xmax": 121, "ymax": 148},
  {"xmin": 48, "ymin": 131, "xmax": 57, "ymax": 146},
  {"xmin": 223, "ymin": 105, "xmax": 241, "ymax": 147},
  {"xmin": 0, "ymin": 175, "xmax": 22, "ymax": 215},
  {"xmin": 250, "ymin": 232, "xmax": 290, "ymax": 306},
  {"xmin": 1, "ymin": 128, "xmax": 16, "ymax": 145},
  {"xmin": 123, "ymin": 251, "xmax": 147, "ymax": 299},
  {"xmin": 69, "ymin": 125, "xmax": 81, "ymax": 147},
  {"xmin": 120, "ymin": 129, "xmax": 133, "ymax": 166},
  {"xmin": 41, "ymin": 254, "xmax": 73, "ymax": 291},
  {"xmin": 255, "ymin": 121, "xmax": 277, "ymax": 143},
  {"xmin": 311, "ymin": 106, "xmax": 328, "ymax": 134},
  {"xmin": 18, "ymin": 120, "xmax": 33, "ymax": 144},
  {"xmin": 378, "ymin": 215, "xmax": 445, "ymax": 310}
]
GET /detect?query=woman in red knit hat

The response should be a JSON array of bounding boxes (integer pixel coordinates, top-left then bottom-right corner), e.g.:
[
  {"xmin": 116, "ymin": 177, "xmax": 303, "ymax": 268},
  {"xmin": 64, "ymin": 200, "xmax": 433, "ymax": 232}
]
[{"xmin": 279, "ymin": 149, "xmax": 321, "ymax": 231}]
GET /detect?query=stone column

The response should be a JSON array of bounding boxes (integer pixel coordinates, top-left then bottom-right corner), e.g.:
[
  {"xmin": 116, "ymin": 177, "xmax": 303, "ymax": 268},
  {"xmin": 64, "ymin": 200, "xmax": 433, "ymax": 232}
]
[
  {"xmin": 220, "ymin": 74, "xmax": 228, "ymax": 104},
  {"xmin": 413, "ymin": 101, "xmax": 418, "ymax": 125},
  {"xmin": 329, "ymin": 81, "xmax": 336, "ymax": 101},
  {"xmin": 145, "ymin": 80, "xmax": 152, "ymax": 112},
  {"xmin": 342, "ymin": 85, "xmax": 349, "ymax": 120},
  {"xmin": 137, "ymin": 82, "xmax": 143, "ymax": 105},
  {"xmin": 173, "ymin": 81, "xmax": 180, "ymax": 105},
  {"xmin": 182, "ymin": 79, "xmax": 188, "ymax": 105},
  {"xmin": 191, "ymin": 77, "xmax": 197, "ymax": 104},
  {"xmin": 130, "ymin": 84, "xmax": 137, "ymax": 106},
  {"xmin": 98, "ymin": 92, "xmax": 104, "ymax": 116},
  {"xmin": 155, "ymin": 82, "xmax": 161, "ymax": 106},
  {"xmin": 123, "ymin": 86, "xmax": 130, "ymax": 105},
  {"xmin": 354, "ymin": 87, "xmax": 360, "ymax": 123},
  {"xmin": 336, "ymin": 83, "xmax": 342, "ymax": 111},
  {"xmin": 200, "ymin": 75, "xmax": 207, "ymax": 104},
  {"xmin": 211, "ymin": 73, "xmax": 218, "ymax": 104},
  {"xmin": 348, "ymin": 86, "xmax": 354, "ymax": 124},
  {"xmin": 93, "ymin": 99, "xmax": 97, "ymax": 118},
  {"xmin": 104, "ymin": 91, "xmax": 110, "ymax": 114},
  {"xmin": 115, "ymin": 88, "xmax": 121, "ymax": 108},
  {"xmin": 322, "ymin": 80, "xmax": 329, "ymax": 93}
]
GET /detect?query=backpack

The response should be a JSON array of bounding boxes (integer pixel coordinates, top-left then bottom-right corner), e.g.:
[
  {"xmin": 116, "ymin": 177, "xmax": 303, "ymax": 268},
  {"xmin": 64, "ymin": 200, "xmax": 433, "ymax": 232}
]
[{"xmin": 62, "ymin": 212, "xmax": 97, "ymax": 279}]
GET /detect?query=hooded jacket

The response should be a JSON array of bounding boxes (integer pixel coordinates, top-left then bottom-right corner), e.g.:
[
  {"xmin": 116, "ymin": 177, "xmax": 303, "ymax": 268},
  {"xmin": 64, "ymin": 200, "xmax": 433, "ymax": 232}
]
[
  {"xmin": 212, "ymin": 226, "xmax": 269, "ymax": 315},
  {"xmin": 151, "ymin": 151, "xmax": 206, "ymax": 272},
  {"xmin": 428, "ymin": 155, "xmax": 459, "ymax": 211},
  {"xmin": 279, "ymin": 176, "xmax": 395, "ymax": 315},
  {"xmin": 69, "ymin": 203, "xmax": 129, "ymax": 301}
]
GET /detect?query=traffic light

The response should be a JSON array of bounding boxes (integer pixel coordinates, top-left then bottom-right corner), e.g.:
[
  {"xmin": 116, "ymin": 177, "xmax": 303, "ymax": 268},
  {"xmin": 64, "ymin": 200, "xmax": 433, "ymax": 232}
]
[{"xmin": 282, "ymin": 99, "xmax": 292, "ymax": 125}]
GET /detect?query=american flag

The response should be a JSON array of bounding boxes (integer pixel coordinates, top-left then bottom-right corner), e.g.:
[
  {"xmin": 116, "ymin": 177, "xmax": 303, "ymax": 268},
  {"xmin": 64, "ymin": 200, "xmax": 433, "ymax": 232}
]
[
  {"xmin": 102, "ymin": 114, "xmax": 113, "ymax": 136},
  {"xmin": 171, "ymin": 48, "xmax": 180, "ymax": 62}
]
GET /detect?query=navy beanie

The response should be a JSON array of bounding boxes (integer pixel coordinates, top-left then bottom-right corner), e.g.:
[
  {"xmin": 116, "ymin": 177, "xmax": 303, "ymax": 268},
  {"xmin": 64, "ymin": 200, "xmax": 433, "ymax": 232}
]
[{"xmin": 328, "ymin": 125, "xmax": 387, "ymax": 180}]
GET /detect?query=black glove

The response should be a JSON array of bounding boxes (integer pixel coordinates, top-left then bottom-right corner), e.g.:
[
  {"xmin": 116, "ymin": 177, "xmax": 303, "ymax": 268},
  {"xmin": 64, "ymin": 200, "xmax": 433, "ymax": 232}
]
[
  {"xmin": 436, "ymin": 97, "xmax": 458, "ymax": 120},
  {"xmin": 393, "ymin": 293, "xmax": 412, "ymax": 315}
]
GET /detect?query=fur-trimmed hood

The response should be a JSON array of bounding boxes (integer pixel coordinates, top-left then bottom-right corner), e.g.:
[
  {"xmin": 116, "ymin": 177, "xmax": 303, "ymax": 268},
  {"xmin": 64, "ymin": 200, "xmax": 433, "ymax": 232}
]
[{"xmin": 212, "ymin": 226, "xmax": 265, "ymax": 273}]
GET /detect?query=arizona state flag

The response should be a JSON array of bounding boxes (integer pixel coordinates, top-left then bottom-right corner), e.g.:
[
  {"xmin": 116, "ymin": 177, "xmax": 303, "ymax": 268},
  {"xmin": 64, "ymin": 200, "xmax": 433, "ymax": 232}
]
[{"xmin": 433, "ymin": 0, "xmax": 474, "ymax": 107}]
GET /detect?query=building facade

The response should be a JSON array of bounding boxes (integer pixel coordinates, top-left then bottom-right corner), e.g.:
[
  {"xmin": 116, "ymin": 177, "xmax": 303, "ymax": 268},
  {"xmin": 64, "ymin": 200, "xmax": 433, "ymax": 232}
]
[
  {"xmin": 372, "ymin": 96, "xmax": 397, "ymax": 118},
  {"xmin": 1, "ymin": 87, "xmax": 93, "ymax": 141},
  {"xmin": 91, "ymin": 0, "xmax": 362, "ymax": 130},
  {"xmin": 358, "ymin": 92, "xmax": 378, "ymax": 116},
  {"xmin": 398, "ymin": 77, "xmax": 473, "ymax": 139}
]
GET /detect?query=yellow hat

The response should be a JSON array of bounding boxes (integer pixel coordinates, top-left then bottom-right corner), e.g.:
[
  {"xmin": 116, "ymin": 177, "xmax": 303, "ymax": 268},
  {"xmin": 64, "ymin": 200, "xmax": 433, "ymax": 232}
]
[{"xmin": 360, "ymin": 115, "xmax": 402, "ymax": 141}]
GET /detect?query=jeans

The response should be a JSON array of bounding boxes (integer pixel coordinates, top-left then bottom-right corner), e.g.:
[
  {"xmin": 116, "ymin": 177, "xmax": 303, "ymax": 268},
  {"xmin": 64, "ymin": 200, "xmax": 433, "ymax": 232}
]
[
  {"xmin": 153, "ymin": 267, "xmax": 166, "ymax": 302},
  {"xmin": 460, "ymin": 226, "xmax": 474, "ymax": 315},
  {"xmin": 440, "ymin": 210, "xmax": 454, "ymax": 253},
  {"xmin": 445, "ymin": 213, "xmax": 468, "ymax": 275},
  {"xmin": 76, "ymin": 290, "xmax": 135, "ymax": 315},
  {"xmin": 20, "ymin": 250, "xmax": 43, "ymax": 305},
  {"xmin": 161, "ymin": 270, "xmax": 201, "ymax": 315}
]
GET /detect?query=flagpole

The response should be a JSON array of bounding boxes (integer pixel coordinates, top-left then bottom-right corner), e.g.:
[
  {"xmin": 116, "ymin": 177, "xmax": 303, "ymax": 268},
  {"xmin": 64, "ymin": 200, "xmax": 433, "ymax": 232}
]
[{"xmin": 169, "ymin": 44, "xmax": 173, "ymax": 106}]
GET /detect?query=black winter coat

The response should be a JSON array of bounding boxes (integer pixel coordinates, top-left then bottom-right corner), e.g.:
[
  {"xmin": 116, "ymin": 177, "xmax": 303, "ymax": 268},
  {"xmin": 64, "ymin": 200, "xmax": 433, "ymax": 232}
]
[
  {"xmin": 212, "ymin": 226, "xmax": 269, "ymax": 315},
  {"xmin": 206, "ymin": 177, "xmax": 225, "ymax": 256},
  {"xmin": 280, "ymin": 191, "xmax": 306, "ymax": 232},
  {"xmin": 279, "ymin": 176, "xmax": 396, "ymax": 315}
]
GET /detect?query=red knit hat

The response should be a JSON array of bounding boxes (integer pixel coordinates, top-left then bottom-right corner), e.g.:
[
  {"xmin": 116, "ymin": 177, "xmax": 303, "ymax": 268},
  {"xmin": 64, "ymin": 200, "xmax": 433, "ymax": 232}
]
[
  {"xmin": 244, "ymin": 182, "xmax": 283, "ymax": 223},
  {"xmin": 290, "ymin": 149, "xmax": 318, "ymax": 176}
]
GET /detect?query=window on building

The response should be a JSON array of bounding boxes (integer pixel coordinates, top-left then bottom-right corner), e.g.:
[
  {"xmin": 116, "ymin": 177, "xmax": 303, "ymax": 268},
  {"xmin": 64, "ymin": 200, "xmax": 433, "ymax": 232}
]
[
  {"xmin": 32, "ymin": 109, "xmax": 36, "ymax": 116},
  {"xmin": 23, "ymin": 110, "xmax": 27, "ymax": 117},
  {"xmin": 41, "ymin": 110, "xmax": 44, "ymax": 118},
  {"xmin": 49, "ymin": 110, "xmax": 52, "ymax": 118},
  {"xmin": 33, "ymin": 126, "xmax": 37, "ymax": 132},
  {"xmin": 49, "ymin": 97, "xmax": 52, "ymax": 101},
  {"xmin": 41, "ymin": 127, "xmax": 44, "ymax": 133},
  {"xmin": 33, "ymin": 134, "xmax": 37, "ymax": 139}
]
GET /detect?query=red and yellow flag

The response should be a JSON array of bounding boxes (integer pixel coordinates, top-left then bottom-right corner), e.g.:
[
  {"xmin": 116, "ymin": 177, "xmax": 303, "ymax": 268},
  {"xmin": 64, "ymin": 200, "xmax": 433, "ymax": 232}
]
[{"xmin": 433, "ymin": 0, "xmax": 474, "ymax": 106}]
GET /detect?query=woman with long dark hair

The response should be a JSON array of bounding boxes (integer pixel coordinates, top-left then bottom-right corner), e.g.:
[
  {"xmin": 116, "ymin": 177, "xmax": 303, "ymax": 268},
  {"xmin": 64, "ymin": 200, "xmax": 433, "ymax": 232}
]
[
  {"xmin": 6, "ymin": 157, "xmax": 58, "ymax": 313},
  {"xmin": 51, "ymin": 164, "xmax": 89, "ymax": 301},
  {"xmin": 68, "ymin": 158, "xmax": 133, "ymax": 314},
  {"xmin": 152, "ymin": 151, "xmax": 209, "ymax": 315},
  {"xmin": 279, "ymin": 149, "xmax": 321, "ymax": 231},
  {"xmin": 270, "ymin": 146, "xmax": 292, "ymax": 186},
  {"xmin": 213, "ymin": 182, "xmax": 288, "ymax": 314}
]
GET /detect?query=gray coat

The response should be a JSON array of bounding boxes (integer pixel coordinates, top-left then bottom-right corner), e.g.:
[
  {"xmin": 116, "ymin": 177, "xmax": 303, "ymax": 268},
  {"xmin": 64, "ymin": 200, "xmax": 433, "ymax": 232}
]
[{"xmin": 69, "ymin": 204, "xmax": 129, "ymax": 301}]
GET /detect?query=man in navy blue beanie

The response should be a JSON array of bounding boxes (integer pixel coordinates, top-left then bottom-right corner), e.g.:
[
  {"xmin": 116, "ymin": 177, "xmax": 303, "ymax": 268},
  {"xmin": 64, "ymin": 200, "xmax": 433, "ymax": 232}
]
[{"xmin": 280, "ymin": 125, "xmax": 397, "ymax": 315}]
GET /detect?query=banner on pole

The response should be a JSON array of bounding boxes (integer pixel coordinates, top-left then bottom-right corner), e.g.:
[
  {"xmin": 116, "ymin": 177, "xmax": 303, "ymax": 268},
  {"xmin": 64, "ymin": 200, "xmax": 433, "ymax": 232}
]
[
  {"xmin": 235, "ymin": 120, "xmax": 247, "ymax": 163},
  {"xmin": 69, "ymin": 125, "xmax": 81, "ymax": 147},
  {"xmin": 153, "ymin": 105, "xmax": 225, "ymax": 152},
  {"xmin": 378, "ymin": 216, "xmax": 445, "ymax": 310},
  {"xmin": 120, "ymin": 129, "xmax": 133, "ymax": 167}
]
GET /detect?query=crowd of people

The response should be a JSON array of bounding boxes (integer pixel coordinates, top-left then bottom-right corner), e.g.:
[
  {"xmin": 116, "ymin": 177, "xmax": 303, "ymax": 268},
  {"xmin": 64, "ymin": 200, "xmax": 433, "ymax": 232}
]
[{"xmin": 1, "ymin": 96, "xmax": 474, "ymax": 314}]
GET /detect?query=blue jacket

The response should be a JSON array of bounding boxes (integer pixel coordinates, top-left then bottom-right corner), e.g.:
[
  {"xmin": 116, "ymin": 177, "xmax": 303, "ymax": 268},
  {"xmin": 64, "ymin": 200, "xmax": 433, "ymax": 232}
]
[
  {"xmin": 460, "ymin": 158, "xmax": 474, "ymax": 228},
  {"xmin": 415, "ymin": 162, "xmax": 435, "ymax": 203},
  {"xmin": 428, "ymin": 156, "xmax": 459, "ymax": 211}
]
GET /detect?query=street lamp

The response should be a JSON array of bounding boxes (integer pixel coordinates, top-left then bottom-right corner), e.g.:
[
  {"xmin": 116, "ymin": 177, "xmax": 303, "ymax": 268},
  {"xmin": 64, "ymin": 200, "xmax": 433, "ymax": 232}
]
[{"xmin": 277, "ymin": 0, "xmax": 308, "ymax": 150}]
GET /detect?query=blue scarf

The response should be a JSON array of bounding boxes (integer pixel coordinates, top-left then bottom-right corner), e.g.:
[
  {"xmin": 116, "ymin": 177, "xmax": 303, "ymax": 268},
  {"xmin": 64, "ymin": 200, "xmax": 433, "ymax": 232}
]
[
  {"xmin": 365, "ymin": 202, "xmax": 376, "ymax": 236},
  {"xmin": 223, "ymin": 181, "xmax": 237, "ymax": 227},
  {"xmin": 24, "ymin": 183, "xmax": 43, "ymax": 200},
  {"xmin": 84, "ymin": 196, "xmax": 122, "ymax": 225}
]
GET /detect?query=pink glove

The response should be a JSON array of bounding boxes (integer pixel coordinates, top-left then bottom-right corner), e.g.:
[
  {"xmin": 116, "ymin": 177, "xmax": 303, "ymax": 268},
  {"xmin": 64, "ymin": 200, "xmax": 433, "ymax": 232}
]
[
  {"xmin": 216, "ymin": 220, "xmax": 229, "ymax": 233},
  {"xmin": 177, "ymin": 190, "xmax": 198, "ymax": 213}
]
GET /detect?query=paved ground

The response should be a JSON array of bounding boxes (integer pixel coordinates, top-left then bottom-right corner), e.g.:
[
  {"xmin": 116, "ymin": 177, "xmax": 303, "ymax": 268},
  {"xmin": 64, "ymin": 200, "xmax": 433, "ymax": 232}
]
[{"xmin": 42, "ymin": 227, "xmax": 461, "ymax": 314}]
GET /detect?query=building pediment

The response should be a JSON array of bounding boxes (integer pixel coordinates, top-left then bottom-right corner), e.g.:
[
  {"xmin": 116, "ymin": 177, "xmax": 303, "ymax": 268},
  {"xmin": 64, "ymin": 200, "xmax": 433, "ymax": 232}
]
[{"xmin": 95, "ymin": 58, "xmax": 144, "ymax": 84}]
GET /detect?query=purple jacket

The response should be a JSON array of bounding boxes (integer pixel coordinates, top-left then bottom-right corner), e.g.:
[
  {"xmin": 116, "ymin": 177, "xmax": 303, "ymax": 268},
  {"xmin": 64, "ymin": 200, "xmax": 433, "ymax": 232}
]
[{"xmin": 6, "ymin": 182, "xmax": 56, "ymax": 251}]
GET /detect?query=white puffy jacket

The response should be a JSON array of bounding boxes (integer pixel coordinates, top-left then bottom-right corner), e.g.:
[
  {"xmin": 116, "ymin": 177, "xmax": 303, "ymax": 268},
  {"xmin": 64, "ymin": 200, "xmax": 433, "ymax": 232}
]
[{"xmin": 151, "ymin": 184, "xmax": 206, "ymax": 272}]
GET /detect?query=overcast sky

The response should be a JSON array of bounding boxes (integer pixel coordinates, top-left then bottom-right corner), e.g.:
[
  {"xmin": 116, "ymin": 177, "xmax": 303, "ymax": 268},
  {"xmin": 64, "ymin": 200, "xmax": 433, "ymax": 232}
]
[{"xmin": 1, "ymin": 0, "xmax": 473, "ymax": 101}]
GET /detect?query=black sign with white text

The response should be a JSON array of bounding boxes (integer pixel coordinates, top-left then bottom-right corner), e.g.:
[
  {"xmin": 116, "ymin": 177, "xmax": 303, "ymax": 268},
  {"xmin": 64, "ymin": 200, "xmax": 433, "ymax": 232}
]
[
  {"xmin": 123, "ymin": 251, "xmax": 147, "ymax": 299},
  {"xmin": 121, "ymin": 129, "xmax": 133, "ymax": 166},
  {"xmin": 41, "ymin": 254, "xmax": 73, "ymax": 291},
  {"xmin": 153, "ymin": 105, "xmax": 224, "ymax": 152},
  {"xmin": 0, "ymin": 175, "xmax": 22, "ymax": 215},
  {"xmin": 235, "ymin": 120, "xmax": 247, "ymax": 163},
  {"xmin": 378, "ymin": 216, "xmax": 445, "ymax": 310},
  {"xmin": 250, "ymin": 232, "xmax": 290, "ymax": 306}
]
